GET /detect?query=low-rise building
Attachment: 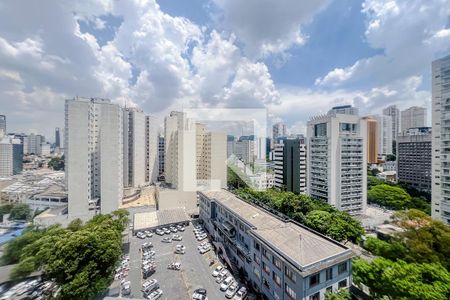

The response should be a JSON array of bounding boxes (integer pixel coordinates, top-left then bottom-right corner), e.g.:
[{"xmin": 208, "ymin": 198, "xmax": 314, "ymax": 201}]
[{"xmin": 199, "ymin": 189, "xmax": 353, "ymax": 300}]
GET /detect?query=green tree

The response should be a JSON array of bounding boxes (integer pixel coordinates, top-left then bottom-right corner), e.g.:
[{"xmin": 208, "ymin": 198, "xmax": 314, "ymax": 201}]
[
  {"xmin": 368, "ymin": 184, "xmax": 411, "ymax": 209},
  {"xmin": 325, "ymin": 289, "xmax": 350, "ymax": 300},
  {"xmin": 227, "ymin": 167, "xmax": 248, "ymax": 189},
  {"xmin": 8, "ymin": 204, "xmax": 32, "ymax": 221},
  {"xmin": 0, "ymin": 204, "xmax": 13, "ymax": 222},
  {"xmin": 363, "ymin": 236, "xmax": 407, "ymax": 261},
  {"xmin": 11, "ymin": 210, "xmax": 129, "ymax": 299},
  {"xmin": 48, "ymin": 156, "xmax": 65, "ymax": 171},
  {"xmin": 353, "ymin": 258, "xmax": 450, "ymax": 300}
]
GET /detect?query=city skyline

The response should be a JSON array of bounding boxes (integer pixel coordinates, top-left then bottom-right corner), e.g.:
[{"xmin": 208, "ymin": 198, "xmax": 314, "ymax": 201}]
[{"xmin": 1, "ymin": 0, "xmax": 448, "ymax": 137}]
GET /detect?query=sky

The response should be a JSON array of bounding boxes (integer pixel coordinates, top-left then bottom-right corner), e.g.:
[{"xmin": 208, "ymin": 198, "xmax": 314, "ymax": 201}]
[{"xmin": 1, "ymin": 0, "xmax": 450, "ymax": 140}]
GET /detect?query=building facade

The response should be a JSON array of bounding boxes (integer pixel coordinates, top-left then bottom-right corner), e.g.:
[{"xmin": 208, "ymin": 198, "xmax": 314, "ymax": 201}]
[
  {"xmin": 0, "ymin": 136, "xmax": 23, "ymax": 177},
  {"xmin": 273, "ymin": 122, "xmax": 287, "ymax": 139},
  {"xmin": 273, "ymin": 143, "xmax": 284, "ymax": 190},
  {"xmin": 0, "ymin": 115, "xmax": 6, "ymax": 136},
  {"xmin": 65, "ymin": 97, "xmax": 123, "ymax": 219},
  {"xmin": 432, "ymin": 55, "xmax": 450, "ymax": 224},
  {"xmin": 199, "ymin": 190, "xmax": 353, "ymax": 300},
  {"xmin": 374, "ymin": 115, "xmax": 393, "ymax": 157},
  {"xmin": 363, "ymin": 117, "xmax": 378, "ymax": 164},
  {"xmin": 401, "ymin": 106, "xmax": 426, "ymax": 133},
  {"xmin": 307, "ymin": 106, "xmax": 367, "ymax": 215},
  {"xmin": 55, "ymin": 127, "xmax": 61, "ymax": 148},
  {"xmin": 158, "ymin": 135, "xmax": 165, "ymax": 176},
  {"xmin": 145, "ymin": 115, "xmax": 158, "ymax": 184},
  {"xmin": 123, "ymin": 108, "xmax": 146, "ymax": 188},
  {"xmin": 382, "ymin": 105, "xmax": 400, "ymax": 142},
  {"xmin": 397, "ymin": 127, "xmax": 431, "ymax": 192}
]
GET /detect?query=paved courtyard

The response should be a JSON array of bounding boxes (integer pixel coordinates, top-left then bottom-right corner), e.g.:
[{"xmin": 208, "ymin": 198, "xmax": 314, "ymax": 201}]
[{"xmin": 125, "ymin": 221, "xmax": 233, "ymax": 300}]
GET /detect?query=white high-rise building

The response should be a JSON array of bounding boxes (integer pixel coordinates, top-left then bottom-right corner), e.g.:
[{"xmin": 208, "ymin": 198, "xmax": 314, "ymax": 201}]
[
  {"xmin": 401, "ymin": 106, "xmax": 426, "ymax": 133},
  {"xmin": 65, "ymin": 97, "xmax": 123, "ymax": 219},
  {"xmin": 234, "ymin": 139, "xmax": 255, "ymax": 164},
  {"xmin": 256, "ymin": 137, "xmax": 266, "ymax": 160},
  {"xmin": 383, "ymin": 105, "xmax": 400, "ymax": 141},
  {"xmin": 374, "ymin": 115, "xmax": 393, "ymax": 157},
  {"xmin": 0, "ymin": 115, "xmax": 6, "ymax": 137},
  {"xmin": 0, "ymin": 136, "xmax": 23, "ymax": 178},
  {"xmin": 273, "ymin": 143, "xmax": 284, "ymax": 190},
  {"xmin": 24, "ymin": 133, "xmax": 43, "ymax": 155},
  {"xmin": 307, "ymin": 105, "xmax": 367, "ymax": 215},
  {"xmin": 272, "ymin": 122, "xmax": 287, "ymax": 139},
  {"xmin": 123, "ymin": 108, "xmax": 146, "ymax": 188},
  {"xmin": 164, "ymin": 111, "xmax": 197, "ymax": 191},
  {"xmin": 432, "ymin": 55, "xmax": 450, "ymax": 225},
  {"xmin": 145, "ymin": 115, "xmax": 158, "ymax": 184},
  {"xmin": 196, "ymin": 123, "xmax": 227, "ymax": 189}
]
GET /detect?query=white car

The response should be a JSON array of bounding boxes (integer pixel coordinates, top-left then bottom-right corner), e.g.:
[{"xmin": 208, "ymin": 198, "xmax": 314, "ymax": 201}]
[
  {"xmin": 220, "ymin": 277, "xmax": 234, "ymax": 291},
  {"xmin": 137, "ymin": 232, "xmax": 146, "ymax": 239},
  {"xmin": 163, "ymin": 228, "xmax": 171, "ymax": 234},
  {"xmin": 212, "ymin": 265, "xmax": 224, "ymax": 277},
  {"xmin": 199, "ymin": 246, "xmax": 210, "ymax": 254},
  {"xmin": 172, "ymin": 234, "xmax": 182, "ymax": 241},
  {"xmin": 192, "ymin": 288, "xmax": 208, "ymax": 300},
  {"xmin": 145, "ymin": 230, "xmax": 153, "ymax": 238},
  {"xmin": 225, "ymin": 282, "xmax": 238, "ymax": 298},
  {"xmin": 215, "ymin": 271, "xmax": 228, "ymax": 284},
  {"xmin": 155, "ymin": 229, "xmax": 164, "ymax": 236},
  {"xmin": 197, "ymin": 235, "xmax": 207, "ymax": 241},
  {"xmin": 162, "ymin": 237, "xmax": 172, "ymax": 243},
  {"xmin": 234, "ymin": 287, "xmax": 247, "ymax": 300},
  {"xmin": 147, "ymin": 288, "xmax": 163, "ymax": 300}
]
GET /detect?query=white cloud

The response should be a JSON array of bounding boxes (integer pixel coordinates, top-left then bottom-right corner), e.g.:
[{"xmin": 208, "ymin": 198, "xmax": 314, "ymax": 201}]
[
  {"xmin": 316, "ymin": 0, "xmax": 450, "ymax": 87},
  {"xmin": 212, "ymin": 0, "xmax": 330, "ymax": 58}
]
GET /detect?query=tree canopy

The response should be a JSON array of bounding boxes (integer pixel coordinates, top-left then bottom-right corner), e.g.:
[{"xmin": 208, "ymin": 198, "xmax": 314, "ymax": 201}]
[
  {"xmin": 353, "ymin": 258, "xmax": 450, "ymax": 300},
  {"xmin": 8, "ymin": 204, "xmax": 32, "ymax": 221},
  {"xmin": 48, "ymin": 156, "xmax": 65, "ymax": 171},
  {"xmin": 234, "ymin": 188, "xmax": 364, "ymax": 243},
  {"xmin": 368, "ymin": 184, "xmax": 412, "ymax": 209},
  {"xmin": 8, "ymin": 210, "xmax": 129, "ymax": 299}
]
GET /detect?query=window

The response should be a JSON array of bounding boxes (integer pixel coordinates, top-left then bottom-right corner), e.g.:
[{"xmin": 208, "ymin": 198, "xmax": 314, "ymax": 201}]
[
  {"xmin": 338, "ymin": 262, "xmax": 347, "ymax": 275},
  {"xmin": 262, "ymin": 248, "xmax": 270, "ymax": 260},
  {"xmin": 263, "ymin": 262, "xmax": 270, "ymax": 274},
  {"xmin": 285, "ymin": 266, "xmax": 296, "ymax": 282},
  {"xmin": 273, "ymin": 257, "xmax": 282, "ymax": 270},
  {"xmin": 309, "ymin": 292, "xmax": 320, "ymax": 300},
  {"xmin": 326, "ymin": 268, "xmax": 333, "ymax": 281},
  {"xmin": 263, "ymin": 278, "xmax": 270, "ymax": 289},
  {"xmin": 254, "ymin": 241, "xmax": 260, "ymax": 251},
  {"xmin": 338, "ymin": 279, "xmax": 347, "ymax": 289},
  {"xmin": 254, "ymin": 254, "xmax": 261, "ymax": 265},
  {"xmin": 326, "ymin": 286, "xmax": 333, "ymax": 293},
  {"xmin": 309, "ymin": 273, "xmax": 320, "ymax": 287},
  {"xmin": 285, "ymin": 283, "xmax": 296, "ymax": 300},
  {"xmin": 273, "ymin": 272, "xmax": 281, "ymax": 287}
]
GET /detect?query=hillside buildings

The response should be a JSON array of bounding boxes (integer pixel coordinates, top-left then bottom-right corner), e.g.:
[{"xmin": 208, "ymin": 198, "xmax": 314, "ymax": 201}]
[
  {"xmin": 199, "ymin": 189, "xmax": 353, "ymax": 300},
  {"xmin": 432, "ymin": 55, "xmax": 450, "ymax": 225},
  {"xmin": 397, "ymin": 127, "xmax": 431, "ymax": 192},
  {"xmin": 307, "ymin": 105, "xmax": 367, "ymax": 215}
]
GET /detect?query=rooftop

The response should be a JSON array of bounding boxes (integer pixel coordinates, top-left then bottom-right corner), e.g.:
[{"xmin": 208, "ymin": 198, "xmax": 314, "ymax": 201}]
[
  {"xmin": 133, "ymin": 208, "xmax": 189, "ymax": 232},
  {"xmin": 201, "ymin": 190, "xmax": 353, "ymax": 272}
]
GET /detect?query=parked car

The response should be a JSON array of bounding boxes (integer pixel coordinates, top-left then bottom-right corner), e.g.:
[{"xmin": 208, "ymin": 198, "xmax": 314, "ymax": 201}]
[
  {"xmin": 142, "ymin": 242, "xmax": 153, "ymax": 249},
  {"xmin": 155, "ymin": 229, "xmax": 164, "ymax": 235},
  {"xmin": 142, "ymin": 279, "xmax": 158, "ymax": 291},
  {"xmin": 145, "ymin": 230, "xmax": 153, "ymax": 238},
  {"xmin": 220, "ymin": 277, "xmax": 234, "ymax": 291},
  {"xmin": 197, "ymin": 235, "xmax": 207, "ymax": 241},
  {"xmin": 177, "ymin": 225, "xmax": 185, "ymax": 231},
  {"xmin": 167, "ymin": 262, "xmax": 181, "ymax": 270},
  {"xmin": 199, "ymin": 247, "xmax": 210, "ymax": 254},
  {"xmin": 170, "ymin": 226, "xmax": 178, "ymax": 233},
  {"xmin": 172, "ymin": 234, "xmax": 182, "ymax": 241},
  {"xmin": 137, "ymin": 232, "xmax": 146, "ymax": 239},
  {"xmin": 234, "ymin": 287, "xmax": 247, "ymax": 300},
  {"xmin": 121, "ymin": 281, "xmax": 131, "ymax": 296},
  {"xmin": 162, "ymin": 237, "xmax": 172, "ymax": 243},
  {"xmin": 163, "ymin": 228, "xmax": 171, "ymax": 234},
  {"xmin": 225, "ymin": 282, "xmax": 239, "ymax": 298},
  {"xmin": 192, "ymin": 288, "xmax": 207, "ymax": 300},
  {"xmin": 146, "ymin": 288, "xmax": 163, "ymax": 300},
  {"xmin": 212, "ymin": 265, "xmax": 224, "ymax": 277}
]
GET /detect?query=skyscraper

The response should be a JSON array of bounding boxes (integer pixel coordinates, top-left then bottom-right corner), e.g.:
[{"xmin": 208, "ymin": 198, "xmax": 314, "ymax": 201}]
[
  {"xmin": 374, "ymin": 115, "xmax": 393, "ymax": 157},
  {"xmin": 272, "ymin": 122, "xmax": 287, "ymax": 139},
  {"xmin": 65, "ymin": 97, "xmax": 123, "ymax": 219},
  {"xmin": 123, "ymin": 108, "xmax": 146, "ymax": 188},
  {"xmin": 55, "ymin": 127, "xmax": 61, "ymax": 148},
  {"xmin": 164, "ymin": 111, "xmax": 197, "ymax": 191},
  {"xmin": 382, "ymin": 105, "xmax": 400, "ymax": 141},
  {"xmin": 432, "ymin": 55, "xmax": 450, "ymax": 225},
  {"xmin": 158, "ymin": 135, "xmax": 165, "ymax": 176},
  {"xmin": 273, "ymin": 138, "xmax": 307, "ymax": 194},
  {"xmin": 401, "ymin": 106, "xmax": 427, "ymax": 133},
  {"xmin": 363, "ymin": 117, "xmax": 378, "ymax": 164},
  {"xmin": 0, "ymin": 115, "xmax": 5, "ymax": 136},
  {"xmin": 0, "ymin": 136, "xmax": 22, "ymax": 177},
  {"xmin": 307, "ymin": 105, "xmax": 367, "ymax": 215}
]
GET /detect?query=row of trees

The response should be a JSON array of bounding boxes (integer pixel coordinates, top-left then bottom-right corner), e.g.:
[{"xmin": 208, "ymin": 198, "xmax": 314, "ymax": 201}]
[
  {"xmin": 355, "ymin": 209, "xmax": 450, "ymax": 299},
  {"xmin": 367, "ymin": 176, "xmax": 431, "ymax": 214},
  {"xmin": 234, "ymin": 188, "xmax": 365, "ymax": 243},
  {"xmin": 0, "ymin": 204, "xmax": 32, "ymax": 222},
  {"xmin": 1, "ymin": 210, "xmax": 129, "ymax": 299}
]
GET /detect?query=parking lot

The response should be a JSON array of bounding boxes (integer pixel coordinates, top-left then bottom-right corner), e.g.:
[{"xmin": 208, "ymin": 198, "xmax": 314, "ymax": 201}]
[{"xmin": 123, "ymin": 221, "xmax": 241, "ymax": 300}]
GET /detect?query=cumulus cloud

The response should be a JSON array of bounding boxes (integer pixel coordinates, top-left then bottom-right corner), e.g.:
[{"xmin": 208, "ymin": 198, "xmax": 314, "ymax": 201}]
[
  {"xmin": 211, "ymin": 0, "xmax": 330, "ymax": 58},
  {"xmin": 316, "ymin": 0, "xmax": 450, "ymax": 87}
]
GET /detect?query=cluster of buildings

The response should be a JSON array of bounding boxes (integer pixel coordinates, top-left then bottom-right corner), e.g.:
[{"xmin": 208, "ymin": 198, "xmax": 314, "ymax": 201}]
[{"xmin": 65, "ymin": 98, "xmax": 227, "ymax": 220}]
